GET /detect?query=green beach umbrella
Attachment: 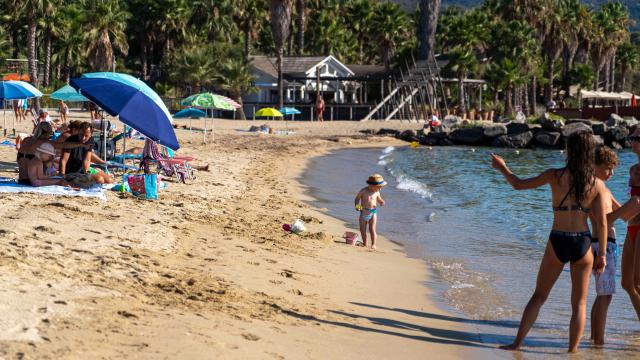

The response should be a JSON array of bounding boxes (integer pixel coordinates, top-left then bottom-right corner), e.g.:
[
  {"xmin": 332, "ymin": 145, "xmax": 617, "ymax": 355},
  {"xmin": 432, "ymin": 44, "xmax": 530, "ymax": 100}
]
[
  {"xmin": 50, "ymin": 84, "xmax": 89, "ymax": 102},
  {"xmin": 180, "ymin": 92, "xmax": 235, "ymax": 111}
]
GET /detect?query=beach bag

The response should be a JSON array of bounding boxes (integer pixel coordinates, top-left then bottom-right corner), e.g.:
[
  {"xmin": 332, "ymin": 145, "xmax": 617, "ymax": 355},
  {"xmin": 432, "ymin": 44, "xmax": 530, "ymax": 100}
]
[
  {"xmin": 127, "ymin": 174, "xmax": 159, "ymax": 200},
  {"xmin": 290, "ymin": 219, "xmax": 306, "ymax": 234},
  {"xmin": 64, "ymin": 173, "xmax": 95, "ymax": 189}
]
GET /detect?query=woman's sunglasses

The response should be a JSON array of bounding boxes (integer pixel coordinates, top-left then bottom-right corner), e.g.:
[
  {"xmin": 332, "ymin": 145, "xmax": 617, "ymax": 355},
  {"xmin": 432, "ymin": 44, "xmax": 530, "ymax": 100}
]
[{"xmin": 629, "ymin": 136, "xmax": 640, "ymax": 142}]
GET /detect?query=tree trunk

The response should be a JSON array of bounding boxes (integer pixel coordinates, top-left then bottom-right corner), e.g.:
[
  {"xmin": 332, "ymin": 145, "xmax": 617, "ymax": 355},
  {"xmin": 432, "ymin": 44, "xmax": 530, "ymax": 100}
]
[
  {"xmin": 235, "ymin": 93, "xmax": 247, "ymax": 120},
  {"xmin": 243, "ymin": 27, "xmax": 251, "ymax": 61},
  {"xmin": 594, "ymin": 68, "xmax": 600, "ymax": 90},
  {"xmin": 11, "ymin": 28, "xmax": 19, "ymax": 58},
  {"xmin": 523, "ymin": 84, "xmax": 529, "ymax": 116},
  {"xmin": 27, "ymin": 0, "xmax": 40, "ymax": 112},
  {"xmin": 530, "ymin": 75, "xmax": 536, "ymax": 115},
  {"xmin": 610, "ymin": 53, "xmax": 616, "ymax": 92},
  {"xmin": 417, "ymin": 0, "xmax": 441, "ymax": 61},
  {"xmin": 43, "ymin": 30, "xmax": 52, "ymax": 87},
  {"xmin": 504, "ymin": 86, "xmax": 513, "ymax": 117},
  {"xmin": 295, "ymin": 0, "xmax": 305, "ymax": 55},
  {"xmin": 271, "ymin": 0, "xmax": 293, "ymax": 109},
  {"xmin": 544, "ymin": 57, "xmax": 555, "ymax": 104},
  {"xmin": 64, "ymin": 48, "xmax": 71, "ymax": 84},
  {"xmin": 277, "ymin": 48, "xmax": 284, "ymax": 108},
  {"xmin": 621, "ymin": 65, "xmax": 627, "ymax": 92},
  {"xmin": 457, "ymin": 74, "xmax": 465, "ymax": 114},
  {"xmin": 141, "ymin": 32, "xmax": 149, "ymax": 80},
  {"xmin": 603, "ymin": 58, "xmax": 610, "ymax": 92}
]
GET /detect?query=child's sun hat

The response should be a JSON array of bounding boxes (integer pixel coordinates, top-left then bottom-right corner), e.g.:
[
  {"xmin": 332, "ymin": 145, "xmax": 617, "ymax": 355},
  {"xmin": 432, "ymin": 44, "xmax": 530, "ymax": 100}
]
[{"xmin": 366, "ymin": 174, "xmax": 387, "ymax": 186}]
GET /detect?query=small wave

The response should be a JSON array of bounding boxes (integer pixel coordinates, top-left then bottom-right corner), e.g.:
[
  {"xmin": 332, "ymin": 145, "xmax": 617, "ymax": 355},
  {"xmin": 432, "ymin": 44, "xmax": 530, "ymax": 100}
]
[
  {"xmin": 377, "ymin": 159, "xmax": 388, "ymax": 166},
  {"xmin": 395, "ymin": 174, "xmax": 433, "ymax": 200},
  {"xmin": 381, "ymin": 146, "xmax": 395, "ymax": 154},
  {"xmin": 451, "ymin": 283, "xmax": 475, "ymax": 289}
]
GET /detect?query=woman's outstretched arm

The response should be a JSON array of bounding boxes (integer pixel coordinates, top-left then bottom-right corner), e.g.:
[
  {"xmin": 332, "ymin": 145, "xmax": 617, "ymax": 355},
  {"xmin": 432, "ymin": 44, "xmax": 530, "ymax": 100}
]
[{"xmin": 491, "ymin": 154, "xmax": 553, "ymax": 190}]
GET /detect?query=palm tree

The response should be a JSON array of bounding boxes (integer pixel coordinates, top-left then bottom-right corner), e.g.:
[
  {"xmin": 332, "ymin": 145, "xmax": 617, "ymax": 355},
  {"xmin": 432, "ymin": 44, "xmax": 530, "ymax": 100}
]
[
  {"xmin": 417, "ymin": 0, "xmax": 441, "ymax": 61},
  {"xmin": 26, "ymin": 0, "xmax": 39, "ymax": 111},
  {"xmin": 569, "ymin": 63, "xmax": 594, "ymax": 98},
  {"xmin": 167, "ymin": 43, "xmax": 217, "ymax": 93},
  {"xmin": 270, "ymin": 0, "xmax": 292, "ymax": 109},
  {"xmin": 294, "ymin": 0, "xmax": 306, "ymax": 55},
  {"xmin": 235, "ymin": 0, "xmax": 267, "ymax": 61},
  {"xmin": 84, "ymin": 0, "xmax": 130, "ymax": 72},
  {"xmin": 40, "ymin": 0, "xmax": 64, "ymax": 86},
  {"xmin": 444, "ymin": 46, "xmax": 477, "ymax": 113},
  {"xmin": 348, "ymin": 0, "xmax": 374, "ymax": 63},
  {"xmin": 617, "ymin": 42, "xmax": 640, "ymax": 91},
  {"xmin": 215, "ymin": 59, "xmax": 256, "ymax": 120},
  {"xmin": 371, "ymin": 2, "xmax": 412, "ymax": 71}
]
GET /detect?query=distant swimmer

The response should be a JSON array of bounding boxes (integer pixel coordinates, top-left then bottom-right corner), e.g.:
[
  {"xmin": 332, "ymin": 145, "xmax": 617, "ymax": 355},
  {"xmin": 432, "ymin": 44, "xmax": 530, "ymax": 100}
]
[
  {"xmin": 491, "ymin": 131, "xmax": 609, "ymax": 353},
  {"xmin": 354, "ymin": 174, "xmax": 386, "ymax": 250}
]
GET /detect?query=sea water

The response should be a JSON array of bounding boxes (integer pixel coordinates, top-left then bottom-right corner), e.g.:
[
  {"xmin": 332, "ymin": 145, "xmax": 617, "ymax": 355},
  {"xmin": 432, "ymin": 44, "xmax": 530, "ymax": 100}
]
[{"xmin": 302, "ymin": 146, "xmax": 640, "ymax": 357}]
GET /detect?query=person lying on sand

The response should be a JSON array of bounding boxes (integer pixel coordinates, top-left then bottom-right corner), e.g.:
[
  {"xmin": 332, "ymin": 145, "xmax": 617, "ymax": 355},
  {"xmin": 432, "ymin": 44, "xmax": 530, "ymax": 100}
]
[
  {"xmin": 354, "ymin": 174, "xmax": 386, "ymax": 250},
  {"xmin": 24, "ymin": 143, "xmax": 72, "ymax": 187},
  {"xmin": 492, "ymin": 131, "xmax": 608, "ymax": 353}
]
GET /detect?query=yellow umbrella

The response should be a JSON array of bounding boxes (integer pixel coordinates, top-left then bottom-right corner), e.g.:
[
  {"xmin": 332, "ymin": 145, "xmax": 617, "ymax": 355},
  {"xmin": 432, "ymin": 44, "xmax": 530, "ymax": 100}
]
[{"xmin": 255, "ymin": 107, "xmax": 283, "ymax": 117}]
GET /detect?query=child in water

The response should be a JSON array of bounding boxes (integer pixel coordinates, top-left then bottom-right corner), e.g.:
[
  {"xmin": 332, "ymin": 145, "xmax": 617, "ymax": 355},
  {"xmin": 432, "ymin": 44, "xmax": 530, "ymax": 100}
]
[{"xmin": 354, "ymin": 174, "xmax": 386, "ymax": 249}]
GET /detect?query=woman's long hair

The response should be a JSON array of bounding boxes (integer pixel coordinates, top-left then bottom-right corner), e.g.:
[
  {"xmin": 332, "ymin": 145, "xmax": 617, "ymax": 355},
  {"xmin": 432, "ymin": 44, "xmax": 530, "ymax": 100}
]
[
  {"xmin": 565, "ymin": 131, "xmax": 596, "ymax": 203},
  {"xmin": 32, "ymin": 122, "xmax": 53, "ymax": 139}
]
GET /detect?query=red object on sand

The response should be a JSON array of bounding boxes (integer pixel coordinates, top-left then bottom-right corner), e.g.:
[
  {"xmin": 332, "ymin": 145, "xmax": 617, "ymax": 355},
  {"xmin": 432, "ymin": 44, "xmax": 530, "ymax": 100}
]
[{"xmin": 632, "ymin": 94, "xmax": 637, "ymax": 107}]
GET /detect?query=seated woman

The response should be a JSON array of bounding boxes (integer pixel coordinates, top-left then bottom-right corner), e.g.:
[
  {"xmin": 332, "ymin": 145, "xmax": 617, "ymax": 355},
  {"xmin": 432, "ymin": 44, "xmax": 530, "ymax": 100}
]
[
  {"xmin": 17, "ymin": 122, "xmax": 89, "ymax": 184},
  {"xmin": 56, "ymin": 120, "xmax": 82, "ymax": 143},
  {"xmin": 24, "ymin": 143, "xmax": 71, "ymax": 187},
  {"xmin": 59, "ymin": 122, "xmax": 114, "ymax": 184}
]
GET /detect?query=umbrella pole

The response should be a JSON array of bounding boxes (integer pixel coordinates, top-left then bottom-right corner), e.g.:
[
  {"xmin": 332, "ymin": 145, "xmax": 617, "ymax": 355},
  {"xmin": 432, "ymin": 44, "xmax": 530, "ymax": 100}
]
[
  {"xmin": 3, "ymin": 100, "xmax": 6, "ymax": 137},
  {"xmin": 189, "ymin": 118, "xmax": 192, "ymax": 143},
  {"xmin": 122, "ymin": 123, "xmax": 127, "ymax": 166}
]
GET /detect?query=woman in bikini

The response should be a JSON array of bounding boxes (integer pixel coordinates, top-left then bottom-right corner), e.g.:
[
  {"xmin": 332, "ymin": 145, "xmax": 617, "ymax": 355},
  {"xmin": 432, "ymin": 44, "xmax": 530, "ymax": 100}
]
[
  {"xmin": 621, "ymin": 128, "xmax": 640, "ymax": 320},
  {"xmin": 17, "ymin": 122, "xmax": 88, "ymax": 183},
  {"xmin": 491, "ymin": 131, "xmax": 608, "ymax": 353}
]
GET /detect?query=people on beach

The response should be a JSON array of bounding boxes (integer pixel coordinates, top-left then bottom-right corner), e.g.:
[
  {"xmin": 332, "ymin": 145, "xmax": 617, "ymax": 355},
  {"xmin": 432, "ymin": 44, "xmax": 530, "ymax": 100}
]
[
  {"xmin": 13, "ymin": 100, "xmax": 25, "ymax": 123},
  {"xmin": 24, "ymin": 143, "xmax": 71, "ymax": 187},
  {"xmin": 354, "ymin": 174, "xmax": 386, "ymax": 250},
  {"xmin": 58, "ymin": 101, "xmax": 69, "ymax": 123},
  {"xmin": 588, "ymin": 146, "xmax": 638, "ymax": 345},
  {"xmin": 620, "ymin": 128, "xmax": 640, "ymax": 321},
  {"xmin": 316, "ymin": 96, "xmax": 325, "ymax": 122},
  {"xmin": 17, "ymin": 122, "xmax": 89, "ymax": 184},
  {"xmin": 491, "ymin": 131, "xmax": 608, "ymax": 353},
  {"xmin": 59, "ymin": 122, "xmax": 114, "ymax": 184}
]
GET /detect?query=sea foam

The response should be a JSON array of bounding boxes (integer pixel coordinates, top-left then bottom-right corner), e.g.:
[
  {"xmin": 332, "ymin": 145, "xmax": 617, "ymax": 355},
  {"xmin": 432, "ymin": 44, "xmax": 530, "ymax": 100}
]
[
  {"xmin": 395, "ymin": 173, "xmax": 433, "ymax": 200},
  {"xmin": 381, "ymin": 146, "xmax": 395, "ymax": 154}
]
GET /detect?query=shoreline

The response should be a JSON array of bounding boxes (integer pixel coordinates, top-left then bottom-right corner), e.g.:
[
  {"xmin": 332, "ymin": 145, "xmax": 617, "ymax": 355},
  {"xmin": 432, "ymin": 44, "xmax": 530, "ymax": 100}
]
[{"xmin": 0, "ymin": 118, "xmax": 498, "ymax": 359}]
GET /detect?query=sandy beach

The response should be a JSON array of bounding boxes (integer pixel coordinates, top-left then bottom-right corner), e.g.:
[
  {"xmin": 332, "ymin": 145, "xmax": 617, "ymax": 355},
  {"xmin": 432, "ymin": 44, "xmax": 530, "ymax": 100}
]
[{"xmin": 0, "ymin": 116, "xmax": 495, "ymax": 359}]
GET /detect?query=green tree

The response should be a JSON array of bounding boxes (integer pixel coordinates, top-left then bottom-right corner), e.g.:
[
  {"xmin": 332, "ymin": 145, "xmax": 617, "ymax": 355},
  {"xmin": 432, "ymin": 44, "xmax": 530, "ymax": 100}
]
[
  {"xmin": 371, "ymin": 2, "xmax": 412, "ymax": 70},
  {"xmin": 270, "ymin": 0, "xmax": 292, "ymax": 108},
  {"xmin": 215, "ymin": 59, "xmax": 256, "ymax": 120},
  {"xmin": 617, "ymin": 42, "xmax": 640, "ymax": 91},
  {"xmin": 84, "ymin": 0, "xmax": 130, "ymax": 72}
]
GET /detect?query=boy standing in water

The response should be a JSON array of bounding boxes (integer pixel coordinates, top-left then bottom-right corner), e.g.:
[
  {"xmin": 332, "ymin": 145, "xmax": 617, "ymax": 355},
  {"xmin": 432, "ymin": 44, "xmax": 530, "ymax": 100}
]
[
  {"xmin": 590, "ymin": 146, "xmax": 640, "ymax": 345},
  {"xmin": 355, "ymin": 174, "xmax": 386, "ymax": 249}
]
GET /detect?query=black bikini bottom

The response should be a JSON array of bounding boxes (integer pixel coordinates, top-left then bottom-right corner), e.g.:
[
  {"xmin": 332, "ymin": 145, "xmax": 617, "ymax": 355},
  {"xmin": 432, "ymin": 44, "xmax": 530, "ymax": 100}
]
[{"xmin": 549, "ymin": 231, "xmax": 592, "ymax": 263}]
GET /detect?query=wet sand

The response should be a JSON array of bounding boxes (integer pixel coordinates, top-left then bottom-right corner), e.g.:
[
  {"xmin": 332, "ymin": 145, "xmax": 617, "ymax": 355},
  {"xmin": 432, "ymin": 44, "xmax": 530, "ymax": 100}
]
[{"xmin": 0, "ymin": 115, "xmax": 496, "ymax": 359}]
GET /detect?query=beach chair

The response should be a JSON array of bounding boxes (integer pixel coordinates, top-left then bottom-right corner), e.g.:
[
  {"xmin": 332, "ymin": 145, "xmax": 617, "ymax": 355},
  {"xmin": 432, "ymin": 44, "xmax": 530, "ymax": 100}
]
[{"xmin": 141, "ymin": 139, "xmax": 194, "ymax": 183}]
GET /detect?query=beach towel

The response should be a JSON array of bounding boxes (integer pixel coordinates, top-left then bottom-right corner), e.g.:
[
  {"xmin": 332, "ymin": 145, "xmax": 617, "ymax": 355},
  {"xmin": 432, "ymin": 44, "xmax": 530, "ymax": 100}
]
[
  {"xmin": 0, "ymin": 140, "xmax": 15, "ymax": 147},
  {"xmin": 0, "ymin": 178, "xmax": 107, "ymax": 200}
]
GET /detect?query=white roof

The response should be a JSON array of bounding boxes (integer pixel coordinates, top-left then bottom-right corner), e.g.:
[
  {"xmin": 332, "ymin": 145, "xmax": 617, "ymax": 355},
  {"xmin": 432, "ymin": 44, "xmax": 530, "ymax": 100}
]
[{"xmin": 581, "ymin": 90, "xmax": 638, "ymax": 100}]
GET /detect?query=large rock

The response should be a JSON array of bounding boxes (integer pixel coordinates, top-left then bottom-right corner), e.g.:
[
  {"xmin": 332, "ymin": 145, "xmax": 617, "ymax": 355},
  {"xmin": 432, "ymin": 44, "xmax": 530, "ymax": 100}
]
[
  {"xmin": 604, "ymin": 126, "xmax": 629, "ymax": 144},
  {"xmin": 506, "ymin": 122, "xmax": 531, "ymax": 135},
  {"xmin": 605, "ymin": 113, "xmax": 625, "ymax": 127},
  {"xmin": 398, "ymin": 129, "xmax": 418, "ymax": 142},
  {"xmin": 482, "ymin": 123, "xmax": 508, "ymax": 138},
  {"xmin": 561, "ymin": 122, "xmax": 593, "ymax": 137},
  {"xmin": 419, "ymin": 134, "xmax": 439, "ymax": 146},
  {"xmin": 591, "ymin": 122, "xmax": 608, "ymax": 136},
  {"xmin": 539, "ymin": 113, "xmax": 564, "ymax": 132},
  {"xmin": 534, "ymin": 130, "xmax": 562, "ymax": 148},
  {"xmin": 624, "ymin": 117, "xmax": 639, "ymax": 128},
  {"xmin": 566, "ymin": 118, "xmax": 593, "ymax": 125},
  {"xmin": 491, "ymin": 132, "xmax": 533, "ymax": 148},
  {"xmin": 439, "ymin": 138, "xmax": 455, "ymax": 146},
  {"xmin": 377, "ymin": 128, "xmax": 399, "ymax": 137},
  {"xmin": 431, "ymin": 125, "xmax": 451, "ymax": 135},
  {"xmin": 442, "ymin": 115, "xmax": 462, "ymax": 128},
  {"xmin": 449, "ymin": 127, "xmax": 487, "ymax": 145}
]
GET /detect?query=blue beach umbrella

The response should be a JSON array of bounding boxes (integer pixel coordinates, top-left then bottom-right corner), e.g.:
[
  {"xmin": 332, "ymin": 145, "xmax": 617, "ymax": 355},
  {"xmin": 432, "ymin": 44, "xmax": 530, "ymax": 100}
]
[
  {"xmin": 278, "ymin": 107, "xmax": 301, "ymax": 116},
  {"xmin": 50, "ymin": 84, "xmax": 88, "ymax": 102},
  {"xmin": 173, "ymin": 108, "xmax": 206, "ymax": 118},
  {"xmin": 70, "ymin": 72, "xmax": 179, "ymax": 150},
  {"xmin": 0, "ymin": 80, "xmax": 43, "ymax": 100},
  {"xmin": 0, "ymin": 81, "xmax": 43, "ymax": 135}
]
